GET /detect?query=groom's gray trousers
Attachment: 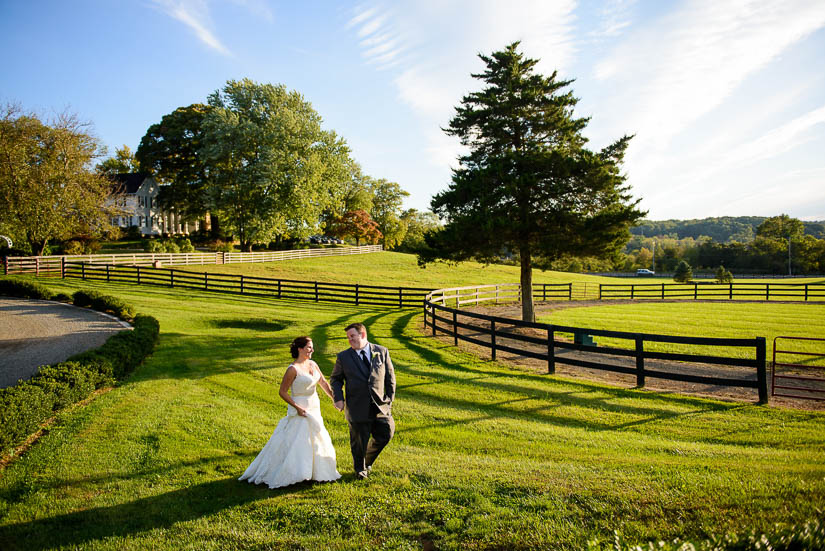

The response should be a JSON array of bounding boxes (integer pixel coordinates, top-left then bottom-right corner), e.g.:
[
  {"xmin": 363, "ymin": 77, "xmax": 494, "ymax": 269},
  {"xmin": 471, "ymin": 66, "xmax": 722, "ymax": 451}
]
[{"xmin": 349, "ymin": 402, "xmax": 395, "ymax": 473}]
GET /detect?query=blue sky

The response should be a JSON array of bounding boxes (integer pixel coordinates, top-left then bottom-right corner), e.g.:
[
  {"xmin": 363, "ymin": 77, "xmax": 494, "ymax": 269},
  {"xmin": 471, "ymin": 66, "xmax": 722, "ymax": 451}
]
[{"xmin": 2, "ymin": 0, "xmax": 824, "ymax": 221}]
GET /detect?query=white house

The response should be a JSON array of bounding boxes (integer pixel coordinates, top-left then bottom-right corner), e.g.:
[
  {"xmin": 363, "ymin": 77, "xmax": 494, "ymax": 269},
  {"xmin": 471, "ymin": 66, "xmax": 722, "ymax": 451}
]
[{"xmin": 108, "ymin": 173, "xmax": 201, "ymax": 236}]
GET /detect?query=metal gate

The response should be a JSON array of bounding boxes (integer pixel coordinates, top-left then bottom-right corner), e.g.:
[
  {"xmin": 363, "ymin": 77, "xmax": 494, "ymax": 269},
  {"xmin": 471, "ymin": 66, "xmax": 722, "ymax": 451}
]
[{"xmin": 771, "ymin": 336, "xmax": 825, "ymax": 400}]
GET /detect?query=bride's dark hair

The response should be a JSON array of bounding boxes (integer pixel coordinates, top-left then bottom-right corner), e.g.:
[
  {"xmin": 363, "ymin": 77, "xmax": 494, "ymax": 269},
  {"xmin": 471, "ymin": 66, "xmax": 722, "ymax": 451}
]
[{"xmin": 290, "ymin": 336, "xmax": 312, "ymax": 359}]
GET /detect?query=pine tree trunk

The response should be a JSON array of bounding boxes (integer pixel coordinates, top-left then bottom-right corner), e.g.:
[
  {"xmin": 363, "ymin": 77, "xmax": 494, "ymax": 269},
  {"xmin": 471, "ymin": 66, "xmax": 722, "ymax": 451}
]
[{"xmin": 520, "ymin": 245, "xmax": 535, "ymax": 322}]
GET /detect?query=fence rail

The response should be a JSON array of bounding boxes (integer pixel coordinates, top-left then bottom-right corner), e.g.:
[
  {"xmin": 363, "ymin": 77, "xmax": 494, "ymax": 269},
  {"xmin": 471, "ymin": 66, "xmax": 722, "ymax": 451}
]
[
  {"xmin": 3, "ymin": 245, "xmax": 384, "ymax": 275},
  {"xmin": 424, "ymin": 285, "xmax": 768, "ymax": 402},
  {"xmin": 62, "ymin": 261, "xmax": 430, "ymax": 308},
  {"xmin": 771, "ymin": 336, "xmax": 825, "ymax": 401},
  {"xmin": 599, "ymin": 281, "xmax": 825, "ymax": 302}
]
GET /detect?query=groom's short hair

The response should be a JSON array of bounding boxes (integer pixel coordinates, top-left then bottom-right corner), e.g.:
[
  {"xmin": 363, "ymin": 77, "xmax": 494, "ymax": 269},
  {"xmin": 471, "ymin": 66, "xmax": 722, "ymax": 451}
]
[{"xmin": 345, "ymin": 322, "xmax": 367, "ymax": 335}]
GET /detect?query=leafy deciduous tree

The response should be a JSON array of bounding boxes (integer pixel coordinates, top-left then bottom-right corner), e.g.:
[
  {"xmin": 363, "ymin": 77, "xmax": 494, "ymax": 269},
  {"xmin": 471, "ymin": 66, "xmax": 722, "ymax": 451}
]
[
  {"xmin": 0, "ymin": 104, "xmax": 117, "ymax": 255},
  {"xmin": 326, "ymin": 209, "xmax": 382, "ymax": 246},
  {"xmin": 96, "ymin": 144, "xmax": 139, "ymax": 177},
  {"xmin": 136, "ymin": 103, "xmax": 212, "ymax": 221},
  {"xmin": 201, "ymin": 79, "xmax": 351, "ymax": 251}
]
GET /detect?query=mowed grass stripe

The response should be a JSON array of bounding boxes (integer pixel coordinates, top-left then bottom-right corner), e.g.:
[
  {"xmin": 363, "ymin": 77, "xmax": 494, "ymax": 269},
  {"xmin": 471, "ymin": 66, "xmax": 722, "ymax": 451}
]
[{"xmin": 0, "ymin": 275, "xmax": 822, "ymax": 550}]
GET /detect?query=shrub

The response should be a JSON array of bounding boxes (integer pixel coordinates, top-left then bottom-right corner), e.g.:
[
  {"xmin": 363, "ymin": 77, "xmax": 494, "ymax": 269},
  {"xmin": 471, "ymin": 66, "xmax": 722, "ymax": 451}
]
[
  {"xmin": 53, "ymin": 293, "xmax": 73, "ymax": 303},
  {"xmin": 28, "ymin": 362, "xmax": 97, "ymax": 411},
  {"xmin": 164, "ymin": 240, "xmax": 180, "ymax": 253},
  {"xmin": 0, "ymin": 384, "xmax": 56, "ymax": 454},
  {"xmin": 0, "ymin": 278, "xmax": 54, "ymax": 300},
  {"xmin": 72, "ymin": 290, "xmax": 135, "ymax": 319},
  {"xmin": 62, "ymin": 240, "xmax": 85, "ymax": 255},
  {"xmin": 176, "ymin": 238, "xmax": 195, "ymax": 253},
  {"xmin": 716, "ymin": 265, "xmax": 734, "ymax": 284},
  {"xmin": 673, "ymin": 260, "xmax": 693, "ymax": 283},
  {"xmin": 143, "ymin": 239, "xmax": 165, "ymax": 253}
]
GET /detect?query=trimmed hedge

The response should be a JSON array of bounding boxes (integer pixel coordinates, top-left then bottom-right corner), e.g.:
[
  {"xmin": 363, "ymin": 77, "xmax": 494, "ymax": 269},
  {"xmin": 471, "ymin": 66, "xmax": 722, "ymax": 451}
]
[
  {"xmin": 0, "ymin": 278, "xmax": 53, "ymax": 300},
  {"xmin": 0, "ymin": 284, "xmax": 159, "ymax": 455},
  {"xmin": 72, "ymin": 289, "xmax": 136, "ymax": 320}
]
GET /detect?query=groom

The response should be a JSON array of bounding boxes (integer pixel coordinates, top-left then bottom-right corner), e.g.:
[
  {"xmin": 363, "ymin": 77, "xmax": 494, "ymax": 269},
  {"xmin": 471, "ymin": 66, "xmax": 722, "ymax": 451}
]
[{"xmin": 330, "ymin": 322, "xmax": 396, "ymax": 479}]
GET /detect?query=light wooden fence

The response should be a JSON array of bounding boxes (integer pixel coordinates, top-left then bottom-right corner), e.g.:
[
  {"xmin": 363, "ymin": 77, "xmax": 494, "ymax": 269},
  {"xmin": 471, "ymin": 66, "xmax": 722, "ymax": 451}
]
[{"xmin": 3, "ymin": 245, "xmax": 383, "ymax": 275}]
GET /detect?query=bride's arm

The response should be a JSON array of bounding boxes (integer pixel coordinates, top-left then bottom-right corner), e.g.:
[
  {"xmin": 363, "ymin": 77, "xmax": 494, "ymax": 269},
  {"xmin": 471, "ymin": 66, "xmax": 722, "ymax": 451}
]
[
  {"xmin": 316, "ymin": 366, "xmax": 335, "ymax": 400},
  {"xmin": 279, "ymin": 366, "xmax": 306, "ymax": 416}
]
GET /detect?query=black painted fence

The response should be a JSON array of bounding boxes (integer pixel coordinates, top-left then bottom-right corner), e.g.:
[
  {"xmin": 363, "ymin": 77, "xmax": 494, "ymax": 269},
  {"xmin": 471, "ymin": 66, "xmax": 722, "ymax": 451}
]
[
  {"xmin": 62, "ymin": 261, "xmax": 431, "ymax": 308},
  {"xmin": 599, "ymin": 281, "xmax": 825, "ymax": 301},
  {"xmin": 424, "ymin": 288, "xmax": 768, "ymax": 402}
]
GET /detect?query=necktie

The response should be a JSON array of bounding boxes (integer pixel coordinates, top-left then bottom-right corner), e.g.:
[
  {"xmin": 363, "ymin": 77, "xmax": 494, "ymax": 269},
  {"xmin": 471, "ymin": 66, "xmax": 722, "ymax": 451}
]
[{"xmin": 360, "ymin": 351, "xmax": 370, "ymax": 373}]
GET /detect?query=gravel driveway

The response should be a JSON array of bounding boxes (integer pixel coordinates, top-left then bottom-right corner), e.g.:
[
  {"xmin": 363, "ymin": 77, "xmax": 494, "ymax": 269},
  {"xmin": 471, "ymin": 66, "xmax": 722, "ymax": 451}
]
[{"xmin": 0, "ymin": 297, "xmax": 131, "ymax": 388}]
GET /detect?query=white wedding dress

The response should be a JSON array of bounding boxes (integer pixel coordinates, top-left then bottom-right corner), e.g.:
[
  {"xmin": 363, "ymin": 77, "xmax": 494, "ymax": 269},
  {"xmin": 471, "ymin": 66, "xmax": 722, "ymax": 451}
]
[{"xmin": 239, "ymin": 367, "xmax": 341, "ymax": 488}]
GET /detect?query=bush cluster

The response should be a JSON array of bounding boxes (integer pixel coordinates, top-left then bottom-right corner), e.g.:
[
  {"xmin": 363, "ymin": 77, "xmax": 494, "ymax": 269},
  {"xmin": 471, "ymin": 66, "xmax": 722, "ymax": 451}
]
[
  {"xmin": 0, "ymin": 284, "xmax": 160, "ymax": 455},
  {"xmin": 0, "ymin": 278, "xmax": 54, "ymax": 300},
  {"xmin": 72, "ymin": 290, "xmax": 136, "ymax": 319},
  {"xmin": 143, "ymin": 237, "xmax": 196, "ymax": 254}
]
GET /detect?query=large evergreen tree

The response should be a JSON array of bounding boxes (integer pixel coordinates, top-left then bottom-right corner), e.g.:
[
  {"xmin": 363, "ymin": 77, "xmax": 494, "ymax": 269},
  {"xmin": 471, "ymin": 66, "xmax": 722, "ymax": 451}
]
[{"xmin": 421, "ymin": 42, "xmax": 645, "ymax": 321}]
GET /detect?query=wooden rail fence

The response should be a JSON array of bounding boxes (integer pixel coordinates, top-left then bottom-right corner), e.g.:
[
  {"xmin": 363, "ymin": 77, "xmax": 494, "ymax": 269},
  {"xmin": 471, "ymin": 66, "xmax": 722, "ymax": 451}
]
[
  {"xmin": 424, "ymin": 286, "xmax": 769, "ymax": 402},
  {"xmin": 62, "ymin": 261, "xmax": 430, "ymax": 308},
  {"xmin": 599, "ymin": 281, "xmax": 825, "ymax": 302},
  {"xmin": 3, "ymin": 245, "xmax": 384, "ymax": 275}
]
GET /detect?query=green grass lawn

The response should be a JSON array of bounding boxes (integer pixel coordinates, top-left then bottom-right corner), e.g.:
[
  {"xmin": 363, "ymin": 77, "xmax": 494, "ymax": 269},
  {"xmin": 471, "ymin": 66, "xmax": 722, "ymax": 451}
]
[
  {"xmin": 1, "ymin": 275, "xmax": 824, "ymax": 550},
  {"xmin": 539, "ymin": 301, "xmax": 825, "ymax": 362},
  {"xmin": 174, "ymin": 251, "xmax": 620, "ymax": 288}
]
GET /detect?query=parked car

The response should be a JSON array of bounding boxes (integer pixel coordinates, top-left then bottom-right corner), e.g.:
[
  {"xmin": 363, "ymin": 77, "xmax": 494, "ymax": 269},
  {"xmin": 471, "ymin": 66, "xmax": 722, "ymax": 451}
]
[{"xmin": 636, "ymin": 269, "xmax": 655, "ymax": 276}]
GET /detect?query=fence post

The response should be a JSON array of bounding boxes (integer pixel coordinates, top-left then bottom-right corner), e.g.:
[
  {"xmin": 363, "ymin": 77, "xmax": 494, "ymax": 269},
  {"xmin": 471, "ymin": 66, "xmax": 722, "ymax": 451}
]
[
  {"xmin": 136, "ymin": 266, "xmax": 140, "ymax": 285},
  {"xmin": 635, "ymin": 337, "xmax": 645, "ymax": 387},
  {"xmin": 729, "ymin": 283, "xmax": 733, "ymax": 300},
  {"xmin": 547, "ymin": 328, "xmax": 555, "ymax": 374},
  {"xmin": 568, "ymin": 282, "xmax": 572, "ymax": 301},
  {"xmin": 661, "ymin": 283, "xmax": 665, "ymax": 299},
  {"xmin": 170, "ymin": 269, "xmax": 174, "ymax": 288},
  {"xmin": 766, "ymin": 284, "xmax": 770, "ymax": 301},
  {"xmin": 355, "ymin": 283, "xmax": 360, "ymax": 306},
  {"xmin": 204, "ymin": 272, "xmax": 208, "ymax": 291},
  {"xmin": 399, "ymin": 288, "xmax": 403, "ymax": 308},
  {"xmin": 805, "ymin": 284, "xmax": 809, "ymax": 302},
  {"xmin": 240, "ymin": 275, "xmax": 244, "ymax": 294},
  {"xmin": 61, "ymin": 257, "xmax": 65, "ymax": 279},
  {"xmin": 490, "ymin": 320, "xmax": 496, "ymax": 360},
  {"xmin": 631, "ymin": 285, "xmax": 635, "ymax": 300},
  {"xmin": 278, "ymin": 280, "xmax": 282, "ymax": 299},
  {"xmin": 756, "ymin": 337, "xmax": 767, "ymax": 403},
  {"xmin": 598, "ymin": 284, "xmax": 602, "ymax": 300},
  {"xmin": 315, "ymin": 281, "xmax": 319, "ymax": 302},
  {"xmin": 694, "ymin": 282, "xmax": 698, "ymax": 300},
  {"xmin": 432, "ymin": 304, "xmax": 436, "ymax": 336},
  {"xmin": 453, "ymin": 311, "xmax": 458, "ymax": 346}
]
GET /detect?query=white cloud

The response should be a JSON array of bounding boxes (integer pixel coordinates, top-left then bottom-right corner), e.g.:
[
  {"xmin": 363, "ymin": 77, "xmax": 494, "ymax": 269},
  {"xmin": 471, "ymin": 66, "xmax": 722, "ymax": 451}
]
[
  {"xmin": 151, "ymin": 0, "xmax": 231, "ymax": 56},
  {"xmin": 595, "ymin": 0, "xmax": 825, "ymax": 150},
  {"xmin": 348, "ymin": 0, "xmax": 579, "ymax": 170}
]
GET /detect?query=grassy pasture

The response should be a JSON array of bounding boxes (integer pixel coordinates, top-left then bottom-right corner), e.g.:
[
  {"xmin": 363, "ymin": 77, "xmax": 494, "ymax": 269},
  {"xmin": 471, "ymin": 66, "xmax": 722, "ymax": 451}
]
[
  {"xmin": 540, "ymin": 301, "xmax": 825, "ymax": 362},
  {"xmin": 0, "ymin": 268, "xmax": 824, "ymax": 550}
]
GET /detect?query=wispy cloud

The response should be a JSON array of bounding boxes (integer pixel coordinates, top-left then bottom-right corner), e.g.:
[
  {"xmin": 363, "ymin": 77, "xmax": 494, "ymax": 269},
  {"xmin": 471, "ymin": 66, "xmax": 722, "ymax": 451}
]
[
  {"xmin": 151, "ymin": 0, "xmax": 231, "ymax": 56},
  {"xmin": 348, "ymin": 0, "xmax": 579, "ymax": 170},
  {"xmin": 595, "ymin": 0, "xmax": 825, "ymax": 150}
]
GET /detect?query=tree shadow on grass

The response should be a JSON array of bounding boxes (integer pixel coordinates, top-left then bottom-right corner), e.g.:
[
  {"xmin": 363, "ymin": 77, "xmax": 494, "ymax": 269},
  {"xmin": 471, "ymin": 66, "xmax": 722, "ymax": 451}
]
[
  {"xmin": 386, "ymin": 310, "xmax": 755, "ymax": 441},
  {"xmin": 0, "ymin": 474, "xmax": 318, "ymax": 551}
]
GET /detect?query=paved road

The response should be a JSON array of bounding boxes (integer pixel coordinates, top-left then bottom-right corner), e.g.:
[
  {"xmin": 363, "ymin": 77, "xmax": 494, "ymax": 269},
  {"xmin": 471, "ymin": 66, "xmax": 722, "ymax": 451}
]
[{"xmin": 0, "ymin": 298, "xmax": 130, "ymax": 388}]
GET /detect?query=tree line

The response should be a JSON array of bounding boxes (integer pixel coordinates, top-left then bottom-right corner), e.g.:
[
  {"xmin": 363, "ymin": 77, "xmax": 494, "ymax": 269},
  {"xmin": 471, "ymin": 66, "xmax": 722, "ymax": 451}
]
[{"xmin": 0, "ymin": 80, "xmax": 439, "ymax": 255}]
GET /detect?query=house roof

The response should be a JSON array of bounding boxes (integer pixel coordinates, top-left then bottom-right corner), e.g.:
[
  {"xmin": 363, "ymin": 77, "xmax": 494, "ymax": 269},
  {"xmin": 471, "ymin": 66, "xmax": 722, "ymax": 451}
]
[{"xmin": 110, "ymin": 172, "xmax": 152, "ymax": 194}]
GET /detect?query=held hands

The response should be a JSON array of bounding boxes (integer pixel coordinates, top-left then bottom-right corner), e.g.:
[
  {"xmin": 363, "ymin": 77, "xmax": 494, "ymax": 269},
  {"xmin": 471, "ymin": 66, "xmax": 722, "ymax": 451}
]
[
  {"xmin": 334, "ymin": 400, "xmax": 344, "ymax": 412},
  {"xmin": 294, "ymin": 404, "xmax": 307, "ymax": 417}
]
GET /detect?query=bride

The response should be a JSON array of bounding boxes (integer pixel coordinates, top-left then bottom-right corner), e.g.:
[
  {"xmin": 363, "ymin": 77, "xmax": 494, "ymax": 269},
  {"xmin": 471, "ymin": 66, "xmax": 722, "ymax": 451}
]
[{"xmin": 239, "ymin": 336, "xmax": 341, "ymax": 488}]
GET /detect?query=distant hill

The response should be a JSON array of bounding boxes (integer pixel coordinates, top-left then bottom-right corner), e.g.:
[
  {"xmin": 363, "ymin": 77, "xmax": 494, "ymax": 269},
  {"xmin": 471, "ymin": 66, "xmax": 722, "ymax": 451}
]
[{"xmin": 631, "ymin": 216, "xmax": 825, "ymax": 243}]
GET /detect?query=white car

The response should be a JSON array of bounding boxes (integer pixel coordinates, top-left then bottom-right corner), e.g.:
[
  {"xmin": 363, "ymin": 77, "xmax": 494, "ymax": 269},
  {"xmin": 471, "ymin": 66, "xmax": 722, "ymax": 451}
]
[{"xmin": 636, "ymin": 269, "xmax": 655, "ymax": 276}]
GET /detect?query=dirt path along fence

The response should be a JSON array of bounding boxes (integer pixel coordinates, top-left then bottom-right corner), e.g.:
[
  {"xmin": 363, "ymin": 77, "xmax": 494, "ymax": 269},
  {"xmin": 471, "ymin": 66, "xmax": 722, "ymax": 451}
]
[{"xmin": 425, "ymin": 285, "xmax": 769, "ymax": 403}]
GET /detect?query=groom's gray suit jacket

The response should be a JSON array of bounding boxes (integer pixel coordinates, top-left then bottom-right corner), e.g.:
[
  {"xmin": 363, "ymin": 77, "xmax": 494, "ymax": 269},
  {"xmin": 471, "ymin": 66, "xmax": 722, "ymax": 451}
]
[{"xmin": 330, "ymin": 343, "xmax": 396, "ymax": 423}]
